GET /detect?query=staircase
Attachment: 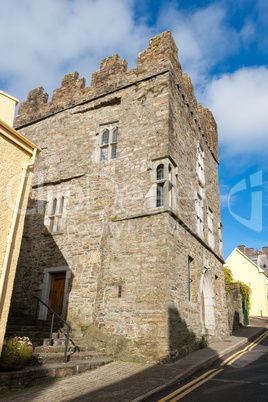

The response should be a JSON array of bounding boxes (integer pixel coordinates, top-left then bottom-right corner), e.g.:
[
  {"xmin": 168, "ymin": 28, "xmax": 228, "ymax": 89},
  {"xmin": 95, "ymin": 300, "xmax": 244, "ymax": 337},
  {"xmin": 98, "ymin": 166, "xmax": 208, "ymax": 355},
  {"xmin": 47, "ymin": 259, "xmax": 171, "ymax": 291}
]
[{"xmin": 1, "ymin": 313, "xmax": 114, "ymax": 392}]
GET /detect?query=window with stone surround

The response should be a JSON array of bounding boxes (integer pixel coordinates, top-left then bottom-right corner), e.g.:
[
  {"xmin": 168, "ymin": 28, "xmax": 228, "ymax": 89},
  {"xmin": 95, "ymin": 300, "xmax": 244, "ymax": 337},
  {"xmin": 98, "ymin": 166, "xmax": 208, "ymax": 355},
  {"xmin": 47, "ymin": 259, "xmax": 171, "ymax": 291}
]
[
  {"xmin": 196, "ymin": 191, "xmax": 203, "ymax": 238},
  {"xmin": 197, "ymin": 143, "xmax": 205, "ymax": 184},
  {"xmin": 156, "ymin": 165, "xmax": 165, "ymax": 207},
  {"xmin": 49, "ymin": 196, "xmax": 64, "ymax": 233},
  {"xmin": 207, "ymin": 207, "xmax": 214, "ymax": 249},
  {"xmin": 154, "ymin": 160, "xmax": 176, "ymax": 209},
  {"xmin": 188, "ymin": 256, "xmax": 194, "ymax": 301},
  {"xmin": 99, "ymin": 123, "xmax": 118, "ymax": 161},
  {"xmin": 218, "ymin": 222, "xmax": 223, "ymax": 255}
]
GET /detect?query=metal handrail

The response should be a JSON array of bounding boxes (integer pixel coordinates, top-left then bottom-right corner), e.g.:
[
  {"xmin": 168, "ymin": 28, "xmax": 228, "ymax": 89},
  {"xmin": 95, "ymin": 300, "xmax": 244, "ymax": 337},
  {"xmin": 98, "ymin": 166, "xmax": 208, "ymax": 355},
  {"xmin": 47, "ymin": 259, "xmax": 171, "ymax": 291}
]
[{"xmin": 34, "ymin": 296, "xmax": 72, "ymax": 363}]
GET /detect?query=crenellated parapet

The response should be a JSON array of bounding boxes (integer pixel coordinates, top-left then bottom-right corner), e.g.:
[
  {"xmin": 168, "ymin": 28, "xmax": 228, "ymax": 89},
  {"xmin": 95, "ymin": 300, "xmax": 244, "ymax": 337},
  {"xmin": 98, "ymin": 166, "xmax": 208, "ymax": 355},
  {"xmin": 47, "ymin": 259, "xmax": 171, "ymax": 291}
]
[
  {"xmin": 197, "ymin": 104, "xmax": 219, "ymax": 162},
  {"xmin": 15, "ymin": 31, "xmax": 182, "ymax": 128},
  {"xmin": 91, "ymin": 54, "xmax": 128, "ymax": 88},
  {"xmin": 181, "ymin": 73, "xmax": 198, "ymax": 112},
  {"xmin": 15, "ymin": 30, "xmax": 218, "ymax": 161},
  {"xmin": 51, "ymin": 72, "xmax": 86, "ymax": 103}
]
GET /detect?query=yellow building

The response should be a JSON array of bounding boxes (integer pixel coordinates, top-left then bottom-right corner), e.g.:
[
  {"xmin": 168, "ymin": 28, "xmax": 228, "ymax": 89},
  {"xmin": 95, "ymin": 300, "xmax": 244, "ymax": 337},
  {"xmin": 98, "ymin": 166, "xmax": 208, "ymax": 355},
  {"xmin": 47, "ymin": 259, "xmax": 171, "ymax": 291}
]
[
  {"xmin": 0, "ymin": 90, "xmax": 40, "ymax": 353},
  {"xmin": 226, "ymin": 247, "xmax": 268, "ymax": 317}
]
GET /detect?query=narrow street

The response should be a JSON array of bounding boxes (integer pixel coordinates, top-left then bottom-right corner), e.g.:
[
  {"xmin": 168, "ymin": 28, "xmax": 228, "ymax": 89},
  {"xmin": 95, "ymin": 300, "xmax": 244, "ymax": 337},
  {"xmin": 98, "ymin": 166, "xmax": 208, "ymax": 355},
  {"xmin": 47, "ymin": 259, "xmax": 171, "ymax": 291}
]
[{"xmin": 146, "ymin": 330, "xmax": 268, "ymax": 402}]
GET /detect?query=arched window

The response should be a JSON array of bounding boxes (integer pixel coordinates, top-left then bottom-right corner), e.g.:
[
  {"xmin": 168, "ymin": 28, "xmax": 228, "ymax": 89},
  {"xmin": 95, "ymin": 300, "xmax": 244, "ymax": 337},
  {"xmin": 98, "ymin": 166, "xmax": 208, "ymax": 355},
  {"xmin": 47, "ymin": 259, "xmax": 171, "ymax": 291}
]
[
  {"xmin": 157, "ymin": 164, "xmax": 164, "ymax": 180},
  {"xmin": 100, "ymin": 130, "xmax": 109, "ymax": 161},
  {"xmin": 197, "ymin": 143, "xmax": 205, "ymax": 184},
  {"xmin": 56, "ymin": 197, "xmax": 65, "ymax": 232},
  {"xmin": 49, "ymin": 196, "xmax": 65, "ymax": 233},
  {"xmin": 102, "ymin": 130, "xmax": 109, "ymax": 145},
  {"xmin": 100, "ymin": 124, "xmax": 119, "ymax": 161},
  {"xmin": 111, "ymin": 128, "xmax": 118, "ymax": 159},
  {"xmin": 49, "ymin": 198, "xmax": 57, "ymax": 232},
  {"xmin": 153, "ymin": 159, "xmax": 176, "ymax": 209}
]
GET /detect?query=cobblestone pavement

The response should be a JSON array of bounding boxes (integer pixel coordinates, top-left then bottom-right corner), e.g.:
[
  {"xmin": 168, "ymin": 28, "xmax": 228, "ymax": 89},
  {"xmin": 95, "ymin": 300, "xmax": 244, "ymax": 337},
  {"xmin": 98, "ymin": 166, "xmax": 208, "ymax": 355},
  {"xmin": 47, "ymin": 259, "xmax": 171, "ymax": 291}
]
[
  {"xmin": 2, "ymin": 361, "xmax": 156, "ymax": 402},
  {"xmin": 2, "ymin": 318, "xmax": 268, "ymax": 402}
]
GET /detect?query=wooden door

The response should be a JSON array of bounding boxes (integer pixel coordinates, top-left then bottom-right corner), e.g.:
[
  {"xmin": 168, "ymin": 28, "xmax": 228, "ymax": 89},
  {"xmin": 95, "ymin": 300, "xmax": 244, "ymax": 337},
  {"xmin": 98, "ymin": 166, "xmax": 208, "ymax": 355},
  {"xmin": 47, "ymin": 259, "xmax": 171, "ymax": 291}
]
[{"xmin": 48, "ymin": 272, "xmax": 66, "ymax": 318}]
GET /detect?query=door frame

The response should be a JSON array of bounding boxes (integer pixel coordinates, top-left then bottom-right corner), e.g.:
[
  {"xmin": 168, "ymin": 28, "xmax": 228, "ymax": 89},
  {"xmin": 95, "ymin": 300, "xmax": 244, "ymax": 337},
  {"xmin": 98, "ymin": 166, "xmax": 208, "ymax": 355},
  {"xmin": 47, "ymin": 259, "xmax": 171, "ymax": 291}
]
[
  {"xmin": 200, "ymin": 268, "xmax": 215, "ymax": 335},
  {"xmin": 38, "ymin": 266, "xmax": 71, "ymax": 320}
]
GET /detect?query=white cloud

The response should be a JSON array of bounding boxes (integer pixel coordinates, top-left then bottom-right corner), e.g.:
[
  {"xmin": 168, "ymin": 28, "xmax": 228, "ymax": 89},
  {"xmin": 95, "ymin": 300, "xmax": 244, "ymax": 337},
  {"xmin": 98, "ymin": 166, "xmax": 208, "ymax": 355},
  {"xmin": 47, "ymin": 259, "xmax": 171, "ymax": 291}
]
[
  {"xmin": 156, "ymin": 2, "xmax": 239, "ymax": 85},
  {"xmin": 205, "ymin": 67, "xmax": 268, "ymax": 155},
  {"xmin": 0, "ymin": 0, "xmax": 150, "ymax": 103}
]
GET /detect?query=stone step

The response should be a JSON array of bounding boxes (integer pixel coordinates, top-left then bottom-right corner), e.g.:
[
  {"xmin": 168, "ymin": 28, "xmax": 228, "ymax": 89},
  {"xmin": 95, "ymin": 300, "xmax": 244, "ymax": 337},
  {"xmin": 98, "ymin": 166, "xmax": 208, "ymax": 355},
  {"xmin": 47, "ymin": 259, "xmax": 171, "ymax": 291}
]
[
  {"xmin": 36, "ymin": 351, "xmax": 107, "ymax": 364},
  {"xmin": 0, "ymin": 358, "xmax": 114, "ymax": 392},
  {"xmin": 34, "ymin": 344, "xmax": 91, "ymax": 354}
]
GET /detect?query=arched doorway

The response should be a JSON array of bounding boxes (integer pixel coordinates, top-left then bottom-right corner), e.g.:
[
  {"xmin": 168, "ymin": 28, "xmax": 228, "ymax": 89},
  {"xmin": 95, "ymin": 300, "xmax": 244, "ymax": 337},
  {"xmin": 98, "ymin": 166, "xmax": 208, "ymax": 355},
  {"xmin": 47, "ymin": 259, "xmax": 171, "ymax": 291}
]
[{"xmin": 200, "ymin": 269, "xmax": 215, "ymax": 334}]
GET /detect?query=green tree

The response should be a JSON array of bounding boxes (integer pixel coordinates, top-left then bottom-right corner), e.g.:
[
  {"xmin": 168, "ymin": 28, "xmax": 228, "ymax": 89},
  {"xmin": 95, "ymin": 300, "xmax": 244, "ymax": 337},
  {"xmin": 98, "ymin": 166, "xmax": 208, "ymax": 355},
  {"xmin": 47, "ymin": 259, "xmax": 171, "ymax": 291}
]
[{"xmin": 223, "ymin": 266, "xmax": 252, "ymax": 313}]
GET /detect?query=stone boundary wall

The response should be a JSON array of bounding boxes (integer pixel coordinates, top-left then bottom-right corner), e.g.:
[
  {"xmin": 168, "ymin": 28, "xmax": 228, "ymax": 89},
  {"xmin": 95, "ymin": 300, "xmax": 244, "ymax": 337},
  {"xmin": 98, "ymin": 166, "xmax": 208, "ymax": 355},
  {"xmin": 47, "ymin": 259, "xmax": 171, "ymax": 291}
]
[
  {"xmin": 226, "ymin": 283, "xmax": 244, "ymax": 333},
  {"xmin": 14, "ymin": 31, "xmax": 219, "ymax": 162}
]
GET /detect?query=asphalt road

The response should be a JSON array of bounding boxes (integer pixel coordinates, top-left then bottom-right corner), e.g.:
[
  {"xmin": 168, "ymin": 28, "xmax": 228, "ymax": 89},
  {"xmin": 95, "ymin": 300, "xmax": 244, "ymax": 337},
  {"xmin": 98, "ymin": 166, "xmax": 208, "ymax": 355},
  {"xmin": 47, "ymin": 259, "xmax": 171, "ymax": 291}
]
[{"xmin": 146, "ymin": 330, "xmax": 268, "ymax": 402}]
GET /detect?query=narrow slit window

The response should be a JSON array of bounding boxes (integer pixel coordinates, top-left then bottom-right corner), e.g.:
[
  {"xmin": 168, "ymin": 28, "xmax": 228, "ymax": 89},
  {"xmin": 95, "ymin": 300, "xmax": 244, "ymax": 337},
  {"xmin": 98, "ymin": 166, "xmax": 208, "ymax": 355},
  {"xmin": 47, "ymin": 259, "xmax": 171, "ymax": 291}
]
[
  {"xmin": 168, "ymin": 165, "xmax": 173, "ymax": 208},
  {"xmin": 118, "ymin": 285, "xmax": 122, "ymax": 298},
  {"xmin": 188, "ymin": 257, "xmax": 194, "ymax": 302}
]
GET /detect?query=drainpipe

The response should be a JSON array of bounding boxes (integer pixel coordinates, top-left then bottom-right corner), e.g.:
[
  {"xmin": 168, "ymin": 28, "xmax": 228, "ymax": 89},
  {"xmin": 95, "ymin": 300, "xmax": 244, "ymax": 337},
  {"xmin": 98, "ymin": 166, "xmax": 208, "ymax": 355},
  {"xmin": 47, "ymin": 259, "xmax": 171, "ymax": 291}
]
[{"xmin": 0, "ymin": 148, "xmax": 37, "ymax": 312}]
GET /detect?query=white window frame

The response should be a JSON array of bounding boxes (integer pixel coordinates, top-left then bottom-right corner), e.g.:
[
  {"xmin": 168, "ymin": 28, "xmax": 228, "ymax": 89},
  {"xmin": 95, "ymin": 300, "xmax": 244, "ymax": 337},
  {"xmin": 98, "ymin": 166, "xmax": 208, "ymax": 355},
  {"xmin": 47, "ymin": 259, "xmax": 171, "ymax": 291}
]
[{"xmin": 99, "ymin": 123, "xmax": 118, "ymax": 162}]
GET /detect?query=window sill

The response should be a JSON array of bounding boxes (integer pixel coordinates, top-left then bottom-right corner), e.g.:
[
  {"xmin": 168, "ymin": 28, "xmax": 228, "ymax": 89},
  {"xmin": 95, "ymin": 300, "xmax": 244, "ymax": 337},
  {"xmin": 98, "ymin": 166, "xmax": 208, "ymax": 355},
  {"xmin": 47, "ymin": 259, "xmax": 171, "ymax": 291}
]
[{"xmin": 44, "ymin": 231, "xmax": 64, "ymax": 236}]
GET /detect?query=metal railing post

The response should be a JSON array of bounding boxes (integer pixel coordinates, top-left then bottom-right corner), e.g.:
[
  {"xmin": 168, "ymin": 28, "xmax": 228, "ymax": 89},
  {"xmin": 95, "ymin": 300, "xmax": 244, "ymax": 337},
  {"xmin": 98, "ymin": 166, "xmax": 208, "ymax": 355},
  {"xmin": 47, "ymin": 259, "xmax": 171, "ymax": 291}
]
[
  {"xmin": 50, "ymin": 313, "xmax": 54, "ymax": 346},
  {"xmin": 33, "ymin": 296, "xmax": 72, "ymax": 363},
  {"xmin": 34, "ymin": 299, "xmax": 39, "ymax": 325},
  {"xmin": 64, "ymin": 327, "xmax": 70, "ymax": 363}
]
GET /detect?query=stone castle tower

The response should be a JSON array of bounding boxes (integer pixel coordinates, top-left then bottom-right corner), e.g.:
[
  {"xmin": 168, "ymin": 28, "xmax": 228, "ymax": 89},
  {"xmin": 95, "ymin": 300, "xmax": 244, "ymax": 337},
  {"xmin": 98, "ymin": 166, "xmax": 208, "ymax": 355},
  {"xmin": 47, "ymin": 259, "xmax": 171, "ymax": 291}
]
[{"xmin": 10, "ymin": 31, "xmax": 228, "ymax": 360}]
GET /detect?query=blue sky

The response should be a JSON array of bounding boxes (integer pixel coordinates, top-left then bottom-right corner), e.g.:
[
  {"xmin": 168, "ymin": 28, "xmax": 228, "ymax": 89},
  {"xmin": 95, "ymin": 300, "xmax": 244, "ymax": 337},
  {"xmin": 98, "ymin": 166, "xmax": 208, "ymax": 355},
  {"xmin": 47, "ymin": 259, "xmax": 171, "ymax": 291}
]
[{"xmin": 1, "ymin": 0, "xmax": 267, "ymax": 259}]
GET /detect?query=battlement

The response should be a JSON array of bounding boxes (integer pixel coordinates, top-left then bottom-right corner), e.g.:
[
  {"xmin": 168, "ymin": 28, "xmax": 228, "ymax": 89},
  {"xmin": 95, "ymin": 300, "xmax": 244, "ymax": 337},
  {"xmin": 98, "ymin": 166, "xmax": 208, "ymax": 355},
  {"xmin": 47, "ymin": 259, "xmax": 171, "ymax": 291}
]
[
  {"xmin": 197, "ymin": 105, "xmax": 219, "ymax": 161},
  {"xmin": 91, "ymin": 54, "xmax": 128, "ymax": 87},
  {"xmin": 14, "ymin": 30, "xmax": 218, "ymax": 160},
  {"xmin": 15, "ymin": 31, "xmax": 181, "ymax": 128}
]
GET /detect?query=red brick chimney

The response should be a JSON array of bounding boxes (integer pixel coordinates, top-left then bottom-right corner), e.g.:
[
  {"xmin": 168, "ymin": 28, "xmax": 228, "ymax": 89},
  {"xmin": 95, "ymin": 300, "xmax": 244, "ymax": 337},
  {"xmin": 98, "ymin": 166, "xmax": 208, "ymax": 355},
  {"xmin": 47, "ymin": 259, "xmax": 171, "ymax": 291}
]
[
  {"xmin": 262, "ymin": 247, "xmax": 268, "ymax": 257},
  {"xmin": 237, "ymin": 244, "xmax": 245, "ymax": 254}
]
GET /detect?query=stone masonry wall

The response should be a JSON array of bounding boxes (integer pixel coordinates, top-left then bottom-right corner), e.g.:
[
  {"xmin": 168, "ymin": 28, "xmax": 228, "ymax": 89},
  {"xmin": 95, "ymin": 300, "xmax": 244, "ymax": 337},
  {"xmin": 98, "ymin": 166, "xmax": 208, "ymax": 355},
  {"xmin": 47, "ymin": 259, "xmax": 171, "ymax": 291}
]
[
  {"xmin": 10, "ymin": 31, "xmax": 228, "ymax": 361},
  {"xmin": 226, "ymin": 283, "xmax": 243, "ymax": 333}
]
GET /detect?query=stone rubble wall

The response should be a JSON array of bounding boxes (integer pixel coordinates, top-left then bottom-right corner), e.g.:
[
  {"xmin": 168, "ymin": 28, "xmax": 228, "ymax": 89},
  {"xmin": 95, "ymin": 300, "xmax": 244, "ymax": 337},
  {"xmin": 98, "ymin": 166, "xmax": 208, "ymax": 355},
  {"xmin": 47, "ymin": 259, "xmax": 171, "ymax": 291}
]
[{"xmin": 10, "ymin": 31, "xmax": 228, "ymax": 361}]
